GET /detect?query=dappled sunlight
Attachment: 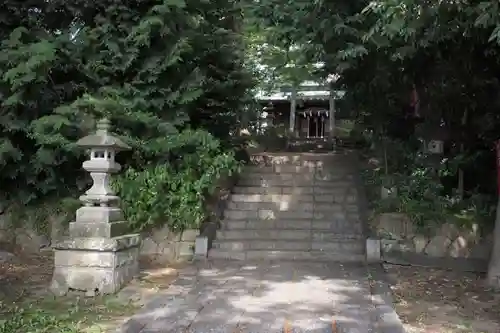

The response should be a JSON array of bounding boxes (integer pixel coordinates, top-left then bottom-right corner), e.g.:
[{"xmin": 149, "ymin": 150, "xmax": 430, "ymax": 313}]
[
  {"xmin": 216, "ymin": 151, "xmax": 366, "ymax": 264},
  {"xmin": 116, "ymin": 152, "xmax": 373, "ymax": 331},
  {"xmin": 120, "ymin": 260, "xmax": 376, "ymax": 332},
  {"xmin": 143, "ymin": 267, "xmax": 177, "ymax": 278},
  {"xmin": 231, "ymin": 180, "xmax": 357, "ymax": 219},
  {"xmin": 230, "ymin": 278, "xmax": 353, "ymax": 311}
]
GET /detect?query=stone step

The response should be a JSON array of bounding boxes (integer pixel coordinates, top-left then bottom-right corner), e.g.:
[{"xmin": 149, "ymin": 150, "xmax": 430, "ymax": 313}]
[
  {"xmin": 227, "ymin": 201, "xmax": 359, "ymax": 211},
  {"xmin": 208, "ymin": 249, "xmax": 366, "ymax": 262},
  {"xmin": 223, "ymin": 208, "xmax": 360, "ymax": 220},
  {"xmin": 246, "ymin": 163, "xmax": 354, "ymax": 171},
  {"xmin": 213, "ymin": 239, "xmax": 364, "ymax": 253},
  {"xmin": 241, "ymin": 172, "xmax": 354, "ymax": 185},
  {"xmin": 232, "ymin": 186, "xmax": 316, "ymax": 195},
  {"xmin": 231, "ymin": 193, "xmax": 314, "ymax": 203},
  {"xmin": 231, "ymin": 186, "xmax": 359, "ymax": 196},
  {"xmin": 245, "ymin": 167, "xmax": 356, "ymax": 179},
  {"xmin": 217, "ymin": 230, "xmax": 364, "ymax": 241},
  {"xmin": 237, "ymin": 178, "xmax": 354, "ymax": 187},
  {"xmin": 246, "ymin": 162, "xmax": 357, "ymax": 169},
  {"xmin": 246, "ymin": 165, "xmax": 317, "ymax": 174},
  {"xmin": 249, "ymin": 152, "xmax": 346, "ymax": 164},
  {"xmin": 220, "ymin": 219, "xmax": 363, "ymax": 233},
  {"xmin": 244, "ymin": 167, "xmax": 355, "ymax": 178},
  {"xmin": 227, "ymin": 201, "xmax": 314, "ymax": 211},
  {"xmin": 249, "ymin": 156, "xmax": 330, "ymax": 166},
  {"xmin": 229, "ymin": 193, "xmax": 358, "ymax": 204}
]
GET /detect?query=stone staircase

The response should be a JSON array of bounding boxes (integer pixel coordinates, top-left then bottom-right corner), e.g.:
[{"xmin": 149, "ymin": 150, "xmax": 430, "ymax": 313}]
[
  {"xmin": 209, "ymin": 152, "xmax": 366, "ymax": 262},
  {"xmin": 287, "ymin": 138, "xmax": 334, "ymax": 152}
]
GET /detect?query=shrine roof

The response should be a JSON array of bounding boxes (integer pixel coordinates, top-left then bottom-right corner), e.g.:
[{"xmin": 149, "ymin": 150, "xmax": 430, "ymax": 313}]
[{"xmin": 255, "ymin": 88, "xmax": 345, "ymax": 102}]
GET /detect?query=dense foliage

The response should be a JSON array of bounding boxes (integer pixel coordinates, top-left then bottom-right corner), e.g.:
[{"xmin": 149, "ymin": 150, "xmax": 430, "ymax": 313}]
[
  {"xmin": 0, "ymin": 0, "xmax": 253, "ymax": 230},
  {"xmin": 243, "ymin": 0, "xmax": 500, "ymax": 284},
  {"xmin": 361, "ymin": 139, "xmax": 495, "ymax": 231},
  {"xmin": 3, "ymin": 0, "xmax": 500, "ymax": 287},
  {"xmin": 113, "ymin": 129, "xmax": 240, "ymax": 232},
  {"xmin": 246, "ymin": 0, "xmax": 500, "ymax": 220}
]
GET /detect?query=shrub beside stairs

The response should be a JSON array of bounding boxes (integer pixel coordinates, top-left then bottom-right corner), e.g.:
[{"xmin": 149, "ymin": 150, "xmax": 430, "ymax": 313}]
[{"xmin": 209, "ymin": 152, "xmax": 366, "ymax": 261}]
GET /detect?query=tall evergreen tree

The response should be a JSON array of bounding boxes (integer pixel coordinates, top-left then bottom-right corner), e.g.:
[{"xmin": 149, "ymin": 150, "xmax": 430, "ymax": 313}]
[{"xmin": 0, "ymin": 0, "xmax": 253, "ymax": 206}]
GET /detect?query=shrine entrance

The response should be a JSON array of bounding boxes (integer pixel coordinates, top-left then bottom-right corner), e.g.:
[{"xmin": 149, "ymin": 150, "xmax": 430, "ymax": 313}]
[
  {"xmin": 254, "ymin": 82, "xmax": 346, "ymax": 145},
  {"xmin": 298, "ymin": 108, "xmax": 329, "ymax": 138}
]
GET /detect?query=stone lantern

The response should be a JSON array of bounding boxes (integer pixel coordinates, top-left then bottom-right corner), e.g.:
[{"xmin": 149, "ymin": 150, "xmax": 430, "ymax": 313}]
[
  {"xmin": 416, "ymin": 121, "xmax": 447, "ymax": 155},
  {"xmin": 50, "ymin": 118, "xmax": 140, "ymax": 297}
]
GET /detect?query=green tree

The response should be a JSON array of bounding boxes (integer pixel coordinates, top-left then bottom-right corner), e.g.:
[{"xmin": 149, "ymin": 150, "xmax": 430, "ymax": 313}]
[
  {"xmin": 0, "ymin": 0, "xmax": 253, "ymax": 221},
  {"xmin": 246, "ymin": 0, "xmax": 500, "ymax": 286}
]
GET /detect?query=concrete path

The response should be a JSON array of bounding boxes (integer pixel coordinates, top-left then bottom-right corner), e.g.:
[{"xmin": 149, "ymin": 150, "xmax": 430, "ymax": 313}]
[{"xmin": 119, "ymin": 260, "xmax": 388, "ymax": 333}]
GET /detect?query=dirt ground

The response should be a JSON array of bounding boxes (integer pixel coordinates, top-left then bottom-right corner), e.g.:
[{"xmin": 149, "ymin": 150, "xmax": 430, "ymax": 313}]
[
  {"xmin": 384, "ymin": 263, "xmax": 500, "ymax": 333},
  {"xmin": 0, "ymin": 251, "xmax": 186, "ymax": 332}
]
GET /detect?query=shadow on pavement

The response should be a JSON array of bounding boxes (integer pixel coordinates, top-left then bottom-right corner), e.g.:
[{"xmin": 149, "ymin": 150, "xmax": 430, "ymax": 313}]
[{"xmin": 119, "ymin": 260, "xmax": 404, "ymax": 333}]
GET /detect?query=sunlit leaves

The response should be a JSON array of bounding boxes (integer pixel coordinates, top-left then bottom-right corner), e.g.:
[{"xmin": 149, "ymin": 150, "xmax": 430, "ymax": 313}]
[{"xmin": 114, "ymin": 129, "xmax": 240, "ymax": 232}]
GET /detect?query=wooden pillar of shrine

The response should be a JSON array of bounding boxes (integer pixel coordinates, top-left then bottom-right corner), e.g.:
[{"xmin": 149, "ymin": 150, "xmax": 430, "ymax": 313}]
[{"xmin": 329, "ymin": 87, "xmax": 336, "ymax": 141}]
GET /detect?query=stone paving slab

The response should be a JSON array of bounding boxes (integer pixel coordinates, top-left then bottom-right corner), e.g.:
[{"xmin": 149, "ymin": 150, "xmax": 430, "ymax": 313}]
[{"xmin": 118, "ymin": 260, "xmax": 384, "ymax": 333}]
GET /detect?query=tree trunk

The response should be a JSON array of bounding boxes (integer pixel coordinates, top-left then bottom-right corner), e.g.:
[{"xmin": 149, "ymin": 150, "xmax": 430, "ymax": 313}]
[
  {"xmin": 487, "ymin": 197, "xmax": 500, "ymax": 287},
  {"xmin": 457, "ymin": 108, "xmax": 468, "ymax": 200}
]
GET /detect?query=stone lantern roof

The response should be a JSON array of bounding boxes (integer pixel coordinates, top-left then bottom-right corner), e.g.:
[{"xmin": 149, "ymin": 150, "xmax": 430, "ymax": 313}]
[{"xmin": 76, "ymin": 118, "xmax": 130, "ymax": 151}]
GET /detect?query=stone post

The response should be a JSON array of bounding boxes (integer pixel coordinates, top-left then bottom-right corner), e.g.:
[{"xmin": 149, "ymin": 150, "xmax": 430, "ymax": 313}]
[{"xmin": 50, "ymin": 118, "xmax": 140, "ymax": 297}]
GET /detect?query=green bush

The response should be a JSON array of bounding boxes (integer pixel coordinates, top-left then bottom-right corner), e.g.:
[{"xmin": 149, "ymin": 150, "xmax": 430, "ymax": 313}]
[
  {"xmin": 113, "ymin": 129, "xmax": 241, "ymax": 232},
  {"xmin": 362, "ymin": 138, "xmax": 496, "ymax": 231},
  {"xmin": 369, "ymin": 168, "xmax": 448, "ymax": 228}
]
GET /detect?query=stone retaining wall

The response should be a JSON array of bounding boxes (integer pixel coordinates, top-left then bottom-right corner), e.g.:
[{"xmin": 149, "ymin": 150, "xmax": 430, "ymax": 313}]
[
  {"xmin": 0, "ymin": 173, "xmax": 238, "ymax": 262},
  {"xmin": 372, "ymin": 212, "xmax": 492, "ymax": 271},
  {"xmin": 140, "ymin": 227, "xmax": 200, "ymax": 262},
  {"xmin": 0, "ymin": 213, "xmax": 199, "ymax": 263},
  {"xmin": 0, "ymin": 212, "xmax": 67, "ymax": 253}
]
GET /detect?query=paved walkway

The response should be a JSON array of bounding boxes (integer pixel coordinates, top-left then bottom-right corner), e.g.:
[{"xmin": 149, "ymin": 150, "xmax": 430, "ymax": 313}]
[{"xmin": 119, "ymin": 260, "xmax": 385, "ymax": 333}]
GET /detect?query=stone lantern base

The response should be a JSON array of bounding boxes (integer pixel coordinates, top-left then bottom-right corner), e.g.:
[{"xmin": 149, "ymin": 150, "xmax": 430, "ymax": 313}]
[{"xmin": 50, "ymin": 234, "xmax": 140, "ymax": 296}]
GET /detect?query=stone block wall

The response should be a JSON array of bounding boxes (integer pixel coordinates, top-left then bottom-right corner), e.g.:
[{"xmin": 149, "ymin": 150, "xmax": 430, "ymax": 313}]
[
  {"xmin": 0, "ymin": 211, "xmax": 68, "ymax": 253},
  {"xmin": 0, "ymin": 209, "xmax": 199, "ymax": 263},
  {"xmin": 140, "ymin": 227, "xmax": 199, "ymax": 263},
  {"xmin": 371, "ymin": 212, "xmax": 492, "ymax": 271},
  {"xmin": 0, "ymin": 173, "xmax": 238, "ymax": 261},
  {"xmin": 0, "ymin": 212, "xmax": 213, "ymax": 263}
]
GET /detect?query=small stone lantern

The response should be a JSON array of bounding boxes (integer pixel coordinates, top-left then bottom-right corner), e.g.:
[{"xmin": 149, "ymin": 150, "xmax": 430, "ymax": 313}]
[
  {"xmin": 427, "ymin": 139, "xmax": 444, "ymax": 155},
  {"xmin": 416, "ymin": 121, "xmax": 447, "ymax": 155},
  {"xmin": 50, "ymin": 118, "xmax": 140, "ymax": 297},
  {"xmin": 77, "ymin": 118, "xmax": 126, "ymax": 206}
]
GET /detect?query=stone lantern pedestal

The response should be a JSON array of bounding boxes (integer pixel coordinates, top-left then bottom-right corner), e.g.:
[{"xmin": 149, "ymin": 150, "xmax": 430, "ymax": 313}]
[{"xmin": 50, "ymin": 119, "xmax": 140, "ymax": 296}]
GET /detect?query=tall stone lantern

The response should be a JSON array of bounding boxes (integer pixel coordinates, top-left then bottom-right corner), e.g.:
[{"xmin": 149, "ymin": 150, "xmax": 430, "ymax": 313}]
[{"xmin": 51, "ymin": 118, "xmax": 140, "ymax": 297}]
